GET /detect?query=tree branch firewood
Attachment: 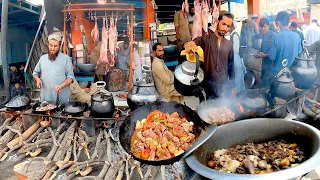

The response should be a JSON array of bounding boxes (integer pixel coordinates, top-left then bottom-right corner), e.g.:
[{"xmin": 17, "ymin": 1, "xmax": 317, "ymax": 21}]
[
  {"xmin": 46, "ymin": 131, "xmax": 66, "ymax": 161},
  {"xmin": 53, "ymin": 121, "xmax": 77, "ymax": 161},
  {"xmin": 5, "ymin": 125, "xmax": 24, "ymax": 146},
  {"xmin": 97, "ymin": 162, "xmax": 110, "ymax": 180},
  {"xmin": 0, "ymin": 119, "xmax": 22, "ymax": 151},
  {"xmin": 48, "ymin": 127, "xmax": 59, "ymax": 147},
  {"xmin": 91, "ymin": 130, "xmax": 103, "ymax": 160},
  {"xmin": 0, "ymin": 127, "xmax": 45, "ymax": 160},
  {"xmin": 7, "ymin": 121, "xmax": 40, "ymax": 149},
  {"xmin": 104, "ymin": 161, "xmax": 123, "ymax": 180},
  {"xmin": 0, "ymin": 117, "xmax": 14, "ymax": 136},
  {"xmin": 73, "ymin": 132, "xmax": 78, "ymax": 162}
]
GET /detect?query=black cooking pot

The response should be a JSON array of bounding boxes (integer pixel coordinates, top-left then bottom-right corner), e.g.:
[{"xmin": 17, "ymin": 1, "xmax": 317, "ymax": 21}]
[
  {"xmin": 91, "ymin": 92, "xmax": 115, "ymax": 118},
  {"xmin": 119, "ymin": 101, "xmax": 217, "ymax": 165},
  {"xmin": 5, "ymin": 95, "xmax": 31, "ymax": 111},
  {"xmin": 60, "ymin": 101, "xmax": 88, "ymax": 116},
  {"xmin": 174, "ymin": 53, "xmax": 204, "ymax": 96}
]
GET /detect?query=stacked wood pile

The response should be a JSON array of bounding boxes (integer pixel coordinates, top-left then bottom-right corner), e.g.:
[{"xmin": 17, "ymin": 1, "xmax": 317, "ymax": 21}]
[{"xmin": 0, "ymin": 113, "xmax": 190, "ymax": 180}]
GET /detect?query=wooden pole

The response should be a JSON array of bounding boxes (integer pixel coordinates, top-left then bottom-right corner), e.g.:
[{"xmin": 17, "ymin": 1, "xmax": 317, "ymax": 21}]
[
  {"xmin": 129, "ymin": 5, "xmax": 134, "ymax": 90},
  {"xmin": 63, "ymin": 11, "xmax": 67, "ymax": 54},
  {"xmin": 1, "ymin": 0, "xmax": 9, "ymax": 100}
]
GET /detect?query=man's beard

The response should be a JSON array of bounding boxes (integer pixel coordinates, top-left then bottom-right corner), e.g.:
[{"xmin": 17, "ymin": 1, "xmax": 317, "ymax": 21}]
[
  {"xmin": 48, "ymin": 51, "xmax": 59, "ymax": 60},
  {"xmin": 156, "ymin": 55, "xmax": 164, "ymax": 59}
]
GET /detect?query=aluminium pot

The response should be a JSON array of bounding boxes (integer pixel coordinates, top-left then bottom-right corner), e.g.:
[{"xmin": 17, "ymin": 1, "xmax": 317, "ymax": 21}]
[{"xmin": 186, "ymin": 118, "xmax": 320, "ymax": 180}]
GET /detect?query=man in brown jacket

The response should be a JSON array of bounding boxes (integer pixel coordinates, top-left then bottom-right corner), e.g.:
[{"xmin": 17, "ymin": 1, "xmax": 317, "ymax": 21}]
[{"xmin": 152, "ymin": 43, "xmax": 183, "ymax": 102}]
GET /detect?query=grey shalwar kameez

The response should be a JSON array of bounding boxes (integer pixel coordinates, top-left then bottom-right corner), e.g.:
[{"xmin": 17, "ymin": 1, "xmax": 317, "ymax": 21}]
[{"xmin": 33, "ymin": 52, "xmax": 74, "ymax": 104}]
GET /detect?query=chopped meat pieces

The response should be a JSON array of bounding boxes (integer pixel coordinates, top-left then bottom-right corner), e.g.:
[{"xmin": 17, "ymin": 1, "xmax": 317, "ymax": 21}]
[{"xmin": 207, "ymin": 140, "xmax": 305, "ymax": 174}]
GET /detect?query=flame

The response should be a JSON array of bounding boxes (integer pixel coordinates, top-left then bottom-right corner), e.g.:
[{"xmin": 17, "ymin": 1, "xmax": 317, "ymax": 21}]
[
  {"xmin": 238, "ymin": 103, "xmax": 244, "ymax": 113},
  {"xmin": 103, "ymin": 122, "xmax": 108, "ymax": 129}
]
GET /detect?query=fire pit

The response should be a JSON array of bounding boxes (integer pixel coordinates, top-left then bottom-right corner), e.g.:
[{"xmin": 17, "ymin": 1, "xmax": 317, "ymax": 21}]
[{"xmin": 185, "ymin": 118, "xmax": 320, "ymax": 180}]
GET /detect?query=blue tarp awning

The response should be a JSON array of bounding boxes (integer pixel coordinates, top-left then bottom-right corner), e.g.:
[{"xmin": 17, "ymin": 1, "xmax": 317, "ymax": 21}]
[{"xmin": 228, "ymin": 0, "xmax": 244, "ymax": 3}]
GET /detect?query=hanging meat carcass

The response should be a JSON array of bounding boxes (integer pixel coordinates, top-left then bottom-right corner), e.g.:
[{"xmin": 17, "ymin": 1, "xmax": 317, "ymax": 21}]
[
  {"xmin": 192, "ymin": 0, "xmax": 202, "ymax": 40},
  {"xmin": 91, "ymin": 18, "xmax": 99, "ymax": 43},
  {"xmin": 209, "ymin": 0, "xmax": 219, "ymax": 32},
  {"xmin": 114, "ymin": 17, "xmax": 119, "ymax": 50},
  {"xmin": 108, "ymin": 17, "xmax": 117, "ymax": 67},
  {"xmin": 96, "ymin": 18, "xmax": 110, "ymax": 74},
  {"xmin": 202, "ymin": 0, "xmax": 209, "ymax": 34},
  {"xmin": 182, "ymin": 0, "xmax": 189, "ymax": 18}
]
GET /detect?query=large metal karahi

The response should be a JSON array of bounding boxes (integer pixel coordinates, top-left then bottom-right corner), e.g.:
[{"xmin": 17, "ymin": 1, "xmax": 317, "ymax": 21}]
[
  {"xmin": 186, "ymin": 118, "xmax": 320, "ymax": 180},
  {"xmin": 127, "ymin": 65, "xmax": 160, "ymax": 111}
]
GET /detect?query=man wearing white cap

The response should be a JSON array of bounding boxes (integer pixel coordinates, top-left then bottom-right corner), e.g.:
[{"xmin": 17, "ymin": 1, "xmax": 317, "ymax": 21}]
[
  {"xmin": 33, "ymin": 32, "xmax": 75, "ymax": 104},
  {"xmin": 304, "ymin": 17, "xmax": 320, "ymax": 44}
]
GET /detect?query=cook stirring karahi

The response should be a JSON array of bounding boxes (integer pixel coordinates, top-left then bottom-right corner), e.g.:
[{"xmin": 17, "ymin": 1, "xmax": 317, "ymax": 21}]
[
  {"xmin": 33, "ymin": 32, "xmax": 74, "ymax": 104},
  {"xmin": 184, "ymin": 10, "xmax": 235, "ymax": 100}
]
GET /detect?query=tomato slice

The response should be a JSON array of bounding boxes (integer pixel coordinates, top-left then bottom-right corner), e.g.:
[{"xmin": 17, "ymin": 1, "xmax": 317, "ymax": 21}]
[{"xmin": 141, "ymin": 148, "xmax": 151, "ymax": 160}]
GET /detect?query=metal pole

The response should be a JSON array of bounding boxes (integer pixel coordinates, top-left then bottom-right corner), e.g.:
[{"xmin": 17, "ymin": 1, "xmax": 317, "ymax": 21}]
[
  {"xmin": 129, "ymin": 5, "xmax": 134, "ymax": 90},
  {"xmin": 1, "ymin": 0, "xmax": 9, "ymax": 100},
  {"xmin": 228, "ymin": 2, "xmax": 231, "ymax": 12}
]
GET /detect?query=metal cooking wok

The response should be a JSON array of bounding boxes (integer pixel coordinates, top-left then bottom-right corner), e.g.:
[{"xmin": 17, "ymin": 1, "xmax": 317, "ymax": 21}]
[
  {"xmin": 5, "ymin": 95, "xmax": 31, "ymax": 111},
  {"xmin": 60, "ymin": 101, "xmax": 88, "ymax": 116},
  {"xmin": 32, "ymin": 102, "xmax": 60, "ymax": 115},
  {"xmin": 197, "ymin": 98, "xmax": 241, "ymax": 124},
  {"xmin": 185, "ymin": 119, "xmax": 320, "ymax": 180},
  {"xmin": 119, "ymin": 101, "xmax": 217, "ymax": 165}
]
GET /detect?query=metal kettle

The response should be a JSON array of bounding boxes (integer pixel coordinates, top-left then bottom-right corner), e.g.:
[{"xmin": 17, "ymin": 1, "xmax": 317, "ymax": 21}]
[
  {"xmin": 174, "ymin": 53, "xmax": 204, "ymax": 96},
  {"xmin": 127, "ymin": 65, "xmax": 160, "ymax": 111},
  {"xmin": 290, "ymin": 40, "xmax": 317, "ymax": 89},
  {"xmin": 91, "ymin": 81, "xmax": 115, "ymax": 118},
  {"xmin": 270, "ymin": 60, "xmax": 296, "ymax": 100}
]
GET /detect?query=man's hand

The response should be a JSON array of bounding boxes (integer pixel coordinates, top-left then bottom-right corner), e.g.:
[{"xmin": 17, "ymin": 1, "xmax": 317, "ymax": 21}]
[
  {"xmin": 36, "ymin": 79, "xmax": 42, "ymax": 88},
  {"xmin": 55, "ymin": 85, "xmax": 63, "ymax": 93},
  {"xmin": 232, "ymin": 88, "xmax": 236, "ymax": 97}
]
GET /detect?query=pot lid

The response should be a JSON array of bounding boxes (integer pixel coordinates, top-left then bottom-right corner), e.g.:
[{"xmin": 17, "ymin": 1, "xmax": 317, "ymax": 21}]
[
  {"xmin": 277, "ymin": 72, "xmax": 294, "ymax": 82},
  {"xmin": 181, "ymin": 61, "xmax": 197, "ymax": 75},
  {"xmin": 5, "ymin": 95, "xmax": 31, "ymax": 108},
  {"xmin": 92, "ymin": 92, "xmax": 112, "ymax": 101}
]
